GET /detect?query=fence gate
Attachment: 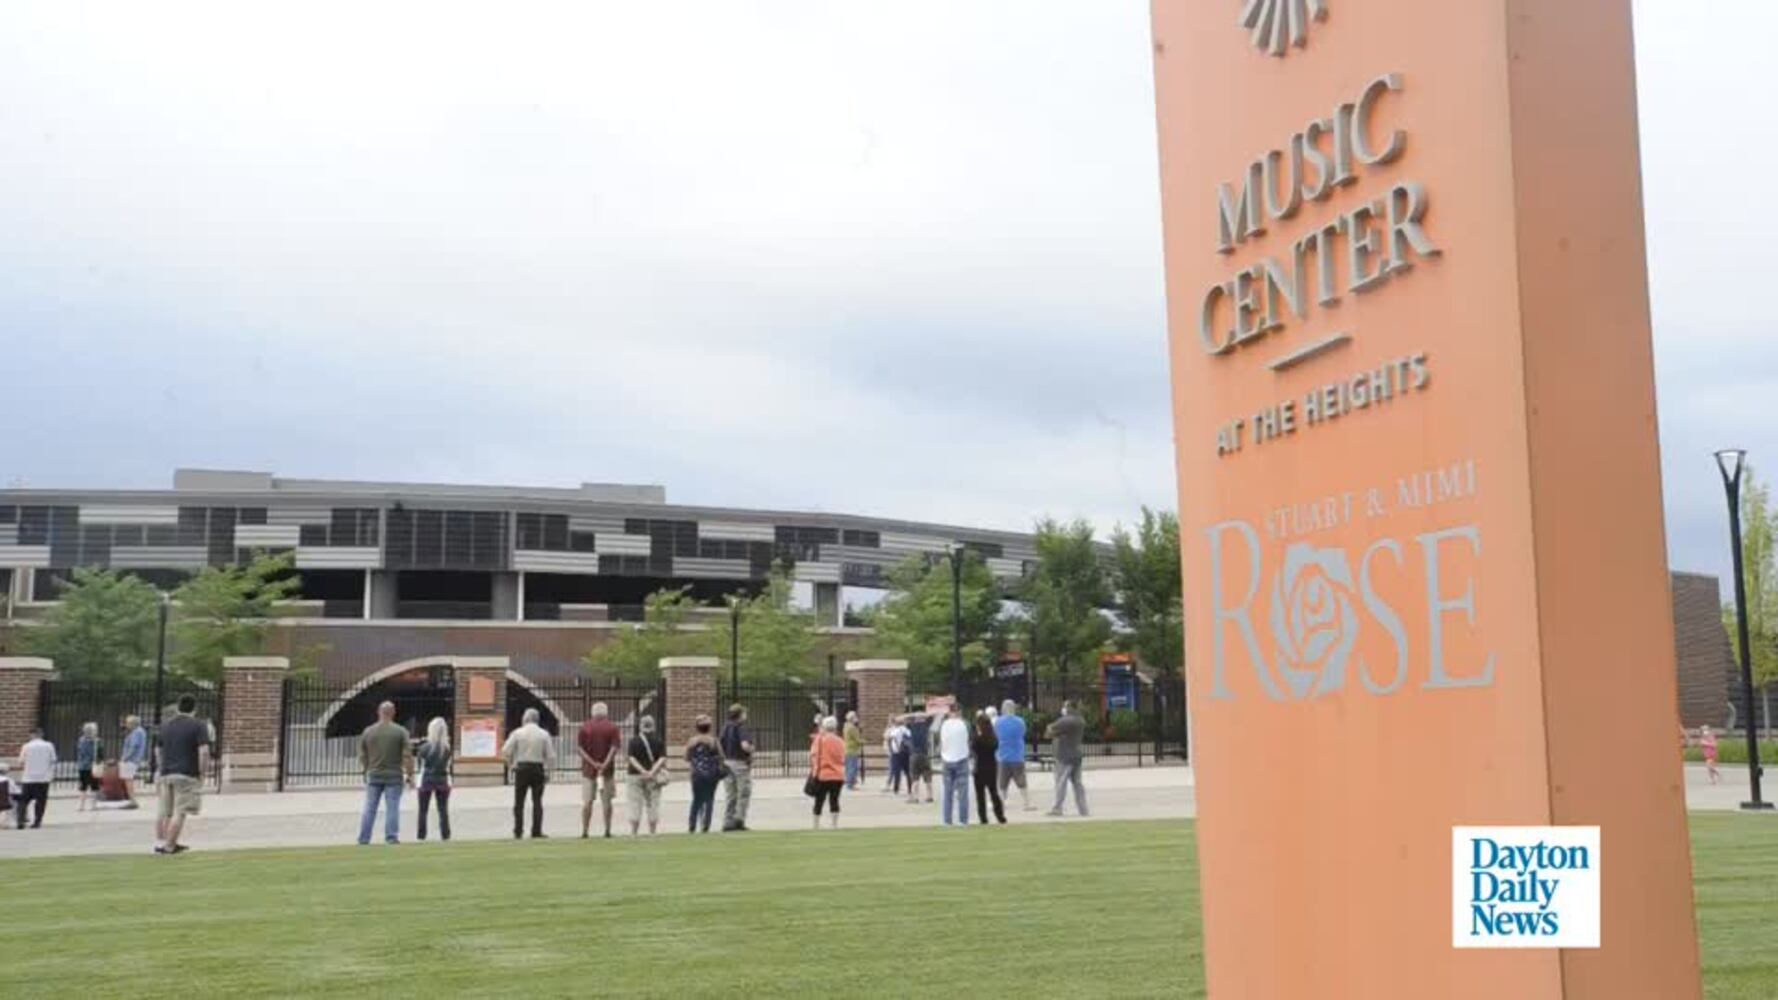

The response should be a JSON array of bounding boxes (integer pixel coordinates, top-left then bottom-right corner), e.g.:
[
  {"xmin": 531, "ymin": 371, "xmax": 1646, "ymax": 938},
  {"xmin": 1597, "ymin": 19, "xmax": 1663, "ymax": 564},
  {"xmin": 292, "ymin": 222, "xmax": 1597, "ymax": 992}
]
[
  {"xmin": 510, "ymin": 678, "xmax": 666, "ymax": 782},
  {"xmin": 279, "ymin": 666, "xmax": 455, "ymax": 790},
  {"xmin": 717, "ymin": 678, "xmax": 856, "ymax": 779},
  {"xmin": 37, "ymin": 678, "xmax": 224, "ymax": 789}
]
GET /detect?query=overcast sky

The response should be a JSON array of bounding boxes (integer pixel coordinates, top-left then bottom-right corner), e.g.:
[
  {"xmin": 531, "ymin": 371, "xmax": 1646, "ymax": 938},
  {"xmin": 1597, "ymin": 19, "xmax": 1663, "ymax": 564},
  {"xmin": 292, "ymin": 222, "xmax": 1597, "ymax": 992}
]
[{"xmin": 1, "ymin": 2, "xmax": 1770, "ymax": 588}]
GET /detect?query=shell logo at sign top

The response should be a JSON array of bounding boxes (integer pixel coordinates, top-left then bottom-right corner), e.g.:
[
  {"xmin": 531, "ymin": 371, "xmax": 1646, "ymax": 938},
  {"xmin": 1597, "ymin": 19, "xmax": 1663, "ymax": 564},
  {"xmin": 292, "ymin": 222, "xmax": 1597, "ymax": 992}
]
[{"xmin": 1241, "ymin": 0, "xmax": 1327, "ymax": 56}]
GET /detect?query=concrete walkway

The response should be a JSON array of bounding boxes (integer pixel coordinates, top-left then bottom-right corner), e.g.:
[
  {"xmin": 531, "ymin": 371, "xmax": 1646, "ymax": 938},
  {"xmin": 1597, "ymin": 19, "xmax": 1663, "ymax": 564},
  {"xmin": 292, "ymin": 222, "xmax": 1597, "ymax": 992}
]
[{"xmin": 0, "ymin": 763, "xmax": 1763, "ymax": 861}]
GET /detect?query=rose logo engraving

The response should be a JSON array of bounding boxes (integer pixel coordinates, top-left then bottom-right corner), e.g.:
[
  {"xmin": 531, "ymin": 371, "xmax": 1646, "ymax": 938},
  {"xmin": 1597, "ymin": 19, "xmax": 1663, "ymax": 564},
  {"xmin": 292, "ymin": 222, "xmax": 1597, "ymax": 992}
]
[
  {"xmin": 1240, "ymin": 0, "xmax": 1328, "ymax": 57},
  {"xmin": 1268, "ymin": 543, "xmax": 1359, "ymax": 698}
]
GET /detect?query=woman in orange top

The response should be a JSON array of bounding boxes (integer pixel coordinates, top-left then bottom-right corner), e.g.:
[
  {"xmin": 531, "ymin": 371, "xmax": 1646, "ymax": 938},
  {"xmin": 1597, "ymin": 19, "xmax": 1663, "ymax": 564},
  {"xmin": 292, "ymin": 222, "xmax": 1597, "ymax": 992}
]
[{"xmin": 809, "ymin": 715, "xmax": 848, "ymax": 830}]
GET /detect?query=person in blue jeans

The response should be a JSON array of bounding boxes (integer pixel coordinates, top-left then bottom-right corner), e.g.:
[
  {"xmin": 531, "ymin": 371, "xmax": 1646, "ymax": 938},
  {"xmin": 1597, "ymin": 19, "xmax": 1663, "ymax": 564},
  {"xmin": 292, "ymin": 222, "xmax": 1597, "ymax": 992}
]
[
  {"xmin": 356, "ymin": 701, "xmax": 413, "ymax": 845},
  {"xmin": 936, "ymin": 703, "xmax": 972, "ymax": 826}
]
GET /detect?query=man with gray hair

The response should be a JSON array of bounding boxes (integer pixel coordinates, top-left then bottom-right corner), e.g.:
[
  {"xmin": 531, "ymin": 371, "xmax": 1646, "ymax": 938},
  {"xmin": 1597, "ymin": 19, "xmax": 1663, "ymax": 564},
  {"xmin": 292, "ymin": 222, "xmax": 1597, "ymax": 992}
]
[
  {"xmin": 1045, "ymin": 700, "xmax": 1089, "ymax": 818},
  {"xmin": 577, "ymin": 701, "xmax": 622, "ymax": 839},
  {"xmin": 503, "ymin": 707, "xmax": 556, "ymax": 839},
  {"xmin": 357, "ymin": 700, "xmax": 413, "ymax": 846}
]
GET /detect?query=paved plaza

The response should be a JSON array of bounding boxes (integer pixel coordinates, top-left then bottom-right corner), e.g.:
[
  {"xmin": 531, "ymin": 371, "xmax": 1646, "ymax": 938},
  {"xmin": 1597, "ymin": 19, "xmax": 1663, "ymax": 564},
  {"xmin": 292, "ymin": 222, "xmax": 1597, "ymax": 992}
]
[{"xmin": 0, "ymin": 763, "xmax": 1760, "ymax": 861}]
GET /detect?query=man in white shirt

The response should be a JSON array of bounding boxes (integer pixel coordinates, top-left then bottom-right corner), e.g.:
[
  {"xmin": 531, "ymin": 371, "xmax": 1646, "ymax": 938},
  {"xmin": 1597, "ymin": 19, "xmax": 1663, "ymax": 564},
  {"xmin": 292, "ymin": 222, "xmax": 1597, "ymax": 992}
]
[
  {"xmin": 15, "ymin": 728, "xmax": 57, "ymax": 829},
  {"xmin": 937, "ymin": 703, "xmax": 972, "ymax": 827},
  {"xmin": 502, "ymin": 708, "xmax": 556, "ymax": 839}
]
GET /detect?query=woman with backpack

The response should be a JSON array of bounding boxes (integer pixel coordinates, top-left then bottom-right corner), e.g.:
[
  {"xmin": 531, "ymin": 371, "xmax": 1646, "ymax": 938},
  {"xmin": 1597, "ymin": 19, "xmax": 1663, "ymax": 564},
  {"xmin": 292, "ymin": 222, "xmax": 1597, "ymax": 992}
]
[
  {"xmin": 415, "ymin": 717, "xmax": 453, "ymax": 842},
  {"xmin": 684, "ymin": 714, "xmax": 724, "ymax": 834}
]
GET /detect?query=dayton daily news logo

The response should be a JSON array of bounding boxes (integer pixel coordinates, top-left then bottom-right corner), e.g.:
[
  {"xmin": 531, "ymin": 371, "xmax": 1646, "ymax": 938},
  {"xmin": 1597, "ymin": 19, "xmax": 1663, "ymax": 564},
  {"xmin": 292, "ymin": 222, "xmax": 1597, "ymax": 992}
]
[
  {"xmin": 1452, "ymin": 827, "xmax": 1601, "ymax": 949},
  {"xmin": 1241, "ymin": 0, "xmax": 1327, "ymax": 57}
]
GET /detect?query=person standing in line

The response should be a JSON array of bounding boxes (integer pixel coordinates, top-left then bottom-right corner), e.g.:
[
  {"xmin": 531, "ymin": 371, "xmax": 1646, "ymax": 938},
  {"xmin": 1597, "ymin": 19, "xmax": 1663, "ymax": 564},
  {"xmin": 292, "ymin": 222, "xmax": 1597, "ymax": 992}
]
[
  {"xmin": 685, "ymin": 715, "xmax": 724, "ymax": 834},
  {"xmin": 808, "ymin": 715, "xmax": 847, "ymax": 830},
  {"xmin": 719, "ymin": 704, "xmax": 754, "ymax": 832},
  {"xmin": 626, "ymin": 716, "xmax": 668, "ymax": 836},
  {"xmin": 937, "ymin": 703, "xmax": 972, "ymax": 827},
  {"xmin": 577, "ymin": 702, "xmax": 623, "ymax": 840},
  {"xmin": 1046, "ymin": 701, "xmax": 1090, "ymax": 818},
  {"xmin": 119, "ymin": 715, "xmax": 147, "ymax": 809},
  {"xmin": 993, "ymin": 700, "xmax": 1032, "ymax": 812},
  {"xmin": 75, "ymin": 722, "xmax": 103, "ymax": 812},
  {"xmin": 502, "ymin": 708, "xmax": 555, "ymax": 840},
  {"xmin": 971, "ymin": 713, "xmax": 1006, "ymax": 825},
  {"xmin": 415, "ymin": 717, "xmax": 453, "ymax": 842},
  {"xmin": 842, "ymin": 711, "xmax": 865, "ymax": 790},
  {"xmin": 154, "ymin": 697, "xmax": 211, "ymax": 854},
  {"xmin": 904, "ymin": 711, "xmax": 935, "ymax": 804},
  {"xmin": 1700, "ymin": 726, "xmax": 1720, "ymax": 785},
  {"xmin": 13, "ymin": 729, "xmax": 55, "ymax": 830},
  {"xmin": 882, "ymin": 715, "xmax": 909, "ymax": 795},
  {"xmin": 357, "ymin": 701, "xmax": 413, "ymax": 846}
]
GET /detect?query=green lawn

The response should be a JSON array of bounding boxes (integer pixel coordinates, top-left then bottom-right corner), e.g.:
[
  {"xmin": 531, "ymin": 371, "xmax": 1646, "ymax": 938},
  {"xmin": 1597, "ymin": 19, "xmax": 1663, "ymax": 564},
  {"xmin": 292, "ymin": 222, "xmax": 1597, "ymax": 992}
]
[{"xmin": 1, "ymin": 817, "xmax": 1770, "ymax": 998}]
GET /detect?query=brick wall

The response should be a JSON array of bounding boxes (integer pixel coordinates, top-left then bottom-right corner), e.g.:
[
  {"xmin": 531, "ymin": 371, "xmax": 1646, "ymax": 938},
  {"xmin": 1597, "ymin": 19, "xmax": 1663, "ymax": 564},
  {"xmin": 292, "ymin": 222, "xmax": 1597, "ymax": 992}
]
[
  {"xmin": 1670, "ymin": 572, "xmax": 1736, "ymax": 729},
  {"xmin": 660, "ymin": 657, "xmax": 718, "ymax": 766},
  {"xmin": 220, "ymin": 657, "xmax": 288, "ymax": 792},
  {"xmin": 0, "ymin": 658, "xmax": 53, "ymax": 757},
  {"xmin": 847, "ymin": 660, "xmax": 907, "ymax": 767}
]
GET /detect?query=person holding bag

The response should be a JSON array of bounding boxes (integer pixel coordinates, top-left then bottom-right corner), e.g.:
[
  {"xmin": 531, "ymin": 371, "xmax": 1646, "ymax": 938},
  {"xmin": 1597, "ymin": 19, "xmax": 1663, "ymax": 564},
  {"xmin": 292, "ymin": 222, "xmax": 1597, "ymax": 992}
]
[
  {"xmin": 808, "ymin": 716, "xmax": 847, "ymax": 830},
  {"xmin": 627, "ymin": 716, "xmax": 668, "ymax": 836}
]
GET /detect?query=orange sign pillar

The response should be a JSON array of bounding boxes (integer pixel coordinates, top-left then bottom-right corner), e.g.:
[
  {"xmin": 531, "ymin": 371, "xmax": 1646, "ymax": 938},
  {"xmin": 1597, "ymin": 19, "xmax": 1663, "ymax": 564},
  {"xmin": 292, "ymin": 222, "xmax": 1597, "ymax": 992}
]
[{"xmin": 1151, "ymin": 1, "xmax": 1700, "ymax": 996}]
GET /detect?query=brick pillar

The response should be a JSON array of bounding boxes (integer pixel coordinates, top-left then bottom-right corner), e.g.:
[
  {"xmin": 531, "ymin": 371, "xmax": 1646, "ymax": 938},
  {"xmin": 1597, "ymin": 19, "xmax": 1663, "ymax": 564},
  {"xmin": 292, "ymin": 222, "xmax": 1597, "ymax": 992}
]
[
  {"xmin": 0, "ymin": 657, "xmax": 53, "ymax": 757},
  {"xmin": 847, "ymin": 659, "xmax": 908, "ymax": 770},
  {"xmin": 220, "ymin": 656, "xmax": 288, "ymax": 793},
  {"xmin": 659, "ymin": 656, "xmax": 718, "ymax": 769},
  {"xmin": 452, "ymin": 656, "xmax": 510, "ymax": 787}
]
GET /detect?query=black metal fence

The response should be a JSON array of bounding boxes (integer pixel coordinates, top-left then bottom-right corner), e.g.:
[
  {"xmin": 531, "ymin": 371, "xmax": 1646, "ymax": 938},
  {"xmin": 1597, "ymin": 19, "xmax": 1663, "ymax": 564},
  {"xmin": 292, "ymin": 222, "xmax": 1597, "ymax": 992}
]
[
  {"xmin": 715, "ymin": 678, "xmax": 857, "ymax": 778},
  {"xmin": 279, "ymin": 671, "xmax": 454, "ymax": 789},
  {"xmin": 512, "ymin": 678, "xmax": 666, "ymax": 781},
  {"xmin": 36, "ymin": 678, "xmax": 223, "ymax": 788},
  {"xmin": 953, "ymin": 672, "xmax": 1187, "ymax": 766}
]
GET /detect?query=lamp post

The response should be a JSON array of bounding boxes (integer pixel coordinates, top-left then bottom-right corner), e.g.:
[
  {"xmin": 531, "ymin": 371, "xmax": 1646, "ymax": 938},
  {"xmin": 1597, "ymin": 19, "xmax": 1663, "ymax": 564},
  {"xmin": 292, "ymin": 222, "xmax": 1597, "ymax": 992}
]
[
  {"xmin": 1714, "ymin": 449, "xmax": 1772, "ymax": 811},
  {"xmin": 727, "ymin": 594, "xmax": 742, "ymax": 694},
  {"xmin": 151, "ymin": 590, "xmax": 171, "ymax": 782},
  {"xmin": 946, "ymin": 542, "xmax": 965, "ymax": 696}
]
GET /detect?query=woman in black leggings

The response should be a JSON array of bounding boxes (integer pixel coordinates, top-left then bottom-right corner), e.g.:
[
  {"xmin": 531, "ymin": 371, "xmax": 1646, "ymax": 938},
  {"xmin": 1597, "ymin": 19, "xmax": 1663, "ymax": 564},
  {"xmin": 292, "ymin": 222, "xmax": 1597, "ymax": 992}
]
[{"xmin": 971, "ymin": 714, "xmax": 1006, "ymax": 825}]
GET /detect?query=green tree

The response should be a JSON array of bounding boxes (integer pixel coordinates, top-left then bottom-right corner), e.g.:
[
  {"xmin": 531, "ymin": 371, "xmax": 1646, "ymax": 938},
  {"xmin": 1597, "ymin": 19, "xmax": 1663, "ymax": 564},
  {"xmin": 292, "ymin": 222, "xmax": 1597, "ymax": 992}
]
[
  {"xmin": 23, "ymin": 569, "xmax": 162, "ymax": 683},
  {"xmin": 1723, "ymin": 468, "xmax": 1778, "ymax": 732},
  {"xmin": 712, "ymin": 566, "xmax": 820, "ymax": 682},
  {"xmin": 1023, "ymin": 518, "xmax": 1113, "ymax": 684},
  {"xmin": 582, "ymin": 586, "xmax": 713, "ymax": 683},
  {"xmin": 867, "ymin": 551, "xmax": 1001, "ymax": 691},
  {"xmin": 170, "ymin": 552, "xmax": 303, "ymax": 683},
  {"xmin": 1110, "ymin": 508, "xmax": 1184, "ymax": 677}
]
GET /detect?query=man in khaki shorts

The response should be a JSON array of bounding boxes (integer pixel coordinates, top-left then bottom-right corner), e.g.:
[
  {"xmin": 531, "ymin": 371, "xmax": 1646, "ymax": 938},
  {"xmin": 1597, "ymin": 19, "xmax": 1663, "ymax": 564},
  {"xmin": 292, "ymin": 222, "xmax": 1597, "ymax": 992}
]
[
  {"xmin": 154, "ymin": 695, "xmax": 212, "ymax": 855},
  {"xmin": 577, "ymin": 702, "xmax": 622, "ymax": 839}
]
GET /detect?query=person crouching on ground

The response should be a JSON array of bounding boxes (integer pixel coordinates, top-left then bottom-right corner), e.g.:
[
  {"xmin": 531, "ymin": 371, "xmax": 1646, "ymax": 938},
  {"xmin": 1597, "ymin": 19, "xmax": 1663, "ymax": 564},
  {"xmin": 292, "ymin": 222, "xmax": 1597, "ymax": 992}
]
[
  {"xmin": 809, "ymin": 716, "xmax": 847, "ymax": 830},
  {"xmin": 357, "ymin": 700, "xmax": 413, "ymax": 846},
  {"xmin": 627, "ymin": 716, "xmax": 668, "ymax": 836},
  {"xmin": 685, "ymin": 714, "xmax": 724, "ymax": 834},
  {"xmin": 503, "ymin": 708, "xmax": 555, "ymax": 839},
  {"xmin": 155, "ymin": 696, "xmax": 211, "ymax": 854},
  {"xmin": 416, "ymin": 717, "xmax": 453, "ymax": 842}
]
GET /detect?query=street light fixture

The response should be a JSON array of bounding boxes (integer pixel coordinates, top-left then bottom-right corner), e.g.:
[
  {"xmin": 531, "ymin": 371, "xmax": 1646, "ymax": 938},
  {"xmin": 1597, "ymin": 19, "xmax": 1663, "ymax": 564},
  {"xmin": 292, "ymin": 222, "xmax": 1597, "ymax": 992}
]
[
  {"xmin": 1714, "ymin": 448, "xmax": 1772, "ymax": 811},
  {"xmin": 150, "ymin": 589, "xmax": 171, "ymax": 783},
  {"xmin": 726, "ymin": 594, "xmax": 742, "ymax": 694},
  {"xmin": 946, "ymin": 542, "xmax": 966, "ymax": 696}
]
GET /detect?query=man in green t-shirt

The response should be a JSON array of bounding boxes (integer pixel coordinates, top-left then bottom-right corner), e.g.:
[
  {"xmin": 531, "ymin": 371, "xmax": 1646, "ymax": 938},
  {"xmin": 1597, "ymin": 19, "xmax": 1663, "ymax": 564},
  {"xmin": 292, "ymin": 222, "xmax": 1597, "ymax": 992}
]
[{"xmin": 357, "ymin": 701, "xmax": 413, "ymax": 846}]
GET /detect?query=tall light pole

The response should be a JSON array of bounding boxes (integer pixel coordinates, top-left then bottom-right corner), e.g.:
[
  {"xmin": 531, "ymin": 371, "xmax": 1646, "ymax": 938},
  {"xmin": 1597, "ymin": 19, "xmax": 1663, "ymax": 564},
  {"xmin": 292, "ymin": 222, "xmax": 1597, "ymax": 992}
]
[
  {"xmin": 946, "ymin": 542, "xmax": 965, "ymax": 696},
  {"xmin": 151, "ymin": 590, "xmax": 171, "ymax": 782},
  {"xmin": 727, "ymin": 594, "xmax": 742, "ymax": 694},
  {"xmin": 1715, "ymin": 449, "xmax": 1772, "ymax": 811}
]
